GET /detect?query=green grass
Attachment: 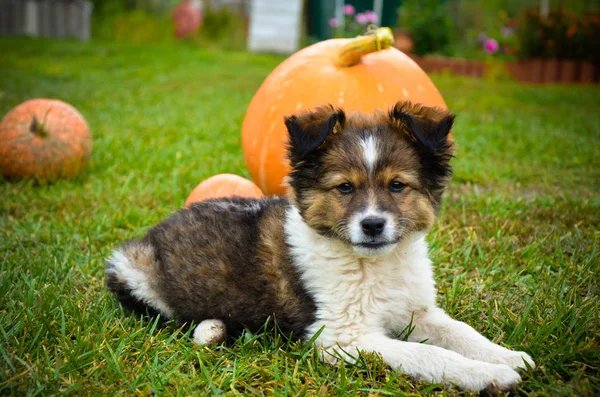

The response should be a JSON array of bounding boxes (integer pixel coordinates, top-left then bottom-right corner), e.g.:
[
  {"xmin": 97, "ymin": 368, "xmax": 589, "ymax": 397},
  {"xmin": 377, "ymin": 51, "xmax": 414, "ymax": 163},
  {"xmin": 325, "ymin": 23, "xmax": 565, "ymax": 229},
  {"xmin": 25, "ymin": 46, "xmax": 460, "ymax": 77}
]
[{"xmin": 0, "ymin": 37, "xmax": 598, "ymax": 396}]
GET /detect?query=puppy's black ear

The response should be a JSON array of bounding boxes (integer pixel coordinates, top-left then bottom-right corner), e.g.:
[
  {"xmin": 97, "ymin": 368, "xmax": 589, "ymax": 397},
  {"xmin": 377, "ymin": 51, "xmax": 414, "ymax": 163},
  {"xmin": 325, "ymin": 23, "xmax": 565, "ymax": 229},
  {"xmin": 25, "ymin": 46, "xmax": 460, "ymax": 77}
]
[
  {"xmin": 389, "ymin": 101, "xmax": 455, "ymax": 152},
  {"xmin": 285, "ymin": 105, "xmax": 345, "ymax": 158}
]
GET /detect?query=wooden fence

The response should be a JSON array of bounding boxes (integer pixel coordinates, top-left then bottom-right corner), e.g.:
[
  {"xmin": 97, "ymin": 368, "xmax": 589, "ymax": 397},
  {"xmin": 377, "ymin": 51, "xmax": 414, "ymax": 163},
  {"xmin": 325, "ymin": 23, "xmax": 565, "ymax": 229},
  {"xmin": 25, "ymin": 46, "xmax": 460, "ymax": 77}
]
[{"xmin": 0, "ymin": 0, "xmax": 92, "ymax": 40}]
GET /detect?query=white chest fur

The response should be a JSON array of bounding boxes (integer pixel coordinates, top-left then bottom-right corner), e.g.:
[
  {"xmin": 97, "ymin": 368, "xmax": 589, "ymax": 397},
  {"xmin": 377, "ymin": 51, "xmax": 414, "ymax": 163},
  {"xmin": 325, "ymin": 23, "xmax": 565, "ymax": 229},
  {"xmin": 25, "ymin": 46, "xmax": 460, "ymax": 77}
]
[{"xmin": 284, "ymin": 206, "xmax": 437, "ymax": 349}]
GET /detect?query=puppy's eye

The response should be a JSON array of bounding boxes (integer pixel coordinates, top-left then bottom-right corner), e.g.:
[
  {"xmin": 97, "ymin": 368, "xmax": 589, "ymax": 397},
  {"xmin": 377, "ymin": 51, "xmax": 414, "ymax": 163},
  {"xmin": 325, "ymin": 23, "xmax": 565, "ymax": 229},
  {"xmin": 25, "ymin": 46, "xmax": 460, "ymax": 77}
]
[
  {"xmin": 336, "ymin": 183, "xmax": 354, "ymax": 194},
  {"xmin": 389, "ymin": 181, "xmax": 406, "ymax": 193}
]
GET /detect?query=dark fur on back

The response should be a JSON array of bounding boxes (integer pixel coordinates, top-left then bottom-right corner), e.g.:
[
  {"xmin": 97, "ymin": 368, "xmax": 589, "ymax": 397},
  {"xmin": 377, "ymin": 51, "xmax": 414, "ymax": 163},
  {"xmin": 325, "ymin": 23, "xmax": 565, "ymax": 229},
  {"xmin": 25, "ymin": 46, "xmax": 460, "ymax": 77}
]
[{"xmin": 108, "ymin": 196, "xmax": 317, "ymax": 338}]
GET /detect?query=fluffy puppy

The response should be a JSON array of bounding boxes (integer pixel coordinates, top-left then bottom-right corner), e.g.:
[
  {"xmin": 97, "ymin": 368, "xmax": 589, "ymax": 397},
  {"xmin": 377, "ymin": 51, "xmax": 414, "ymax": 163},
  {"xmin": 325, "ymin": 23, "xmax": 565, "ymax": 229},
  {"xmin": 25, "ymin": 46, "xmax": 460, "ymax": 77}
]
[{"xmin": 106, "ymin": 101, "xmax": 534, "ymax": 392}]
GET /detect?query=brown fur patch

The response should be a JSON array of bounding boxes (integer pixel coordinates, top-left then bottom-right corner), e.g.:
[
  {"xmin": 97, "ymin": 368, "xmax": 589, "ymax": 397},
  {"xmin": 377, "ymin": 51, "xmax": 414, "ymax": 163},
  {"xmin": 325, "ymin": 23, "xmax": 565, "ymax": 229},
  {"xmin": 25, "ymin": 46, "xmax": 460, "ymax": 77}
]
[
  {"xmin": 257, "ymin": 210, "xmax": 314, "ymax": 315},
  {"xmin": 121, "ymin": 243, "xmax": 156, "ymax": 267},
  {"xmin": 400, "ymin": 190, "xmax": 437, "ymax": 231},
  {"xmin": 115, "ymin": 241, "xmax": 158, "ymax": 285},
  {"xmin": 286, "ymin": 100, "xmax": 455, "ymax": 244}
]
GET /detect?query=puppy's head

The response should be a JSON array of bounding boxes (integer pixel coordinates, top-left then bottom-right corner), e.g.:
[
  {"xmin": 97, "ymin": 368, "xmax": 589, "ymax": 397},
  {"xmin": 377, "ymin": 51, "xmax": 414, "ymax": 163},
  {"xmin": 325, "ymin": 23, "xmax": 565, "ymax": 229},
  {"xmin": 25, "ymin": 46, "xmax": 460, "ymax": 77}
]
[{"xmin": 285, "ymin": 101, "xmax": 455, "ymax": 257}]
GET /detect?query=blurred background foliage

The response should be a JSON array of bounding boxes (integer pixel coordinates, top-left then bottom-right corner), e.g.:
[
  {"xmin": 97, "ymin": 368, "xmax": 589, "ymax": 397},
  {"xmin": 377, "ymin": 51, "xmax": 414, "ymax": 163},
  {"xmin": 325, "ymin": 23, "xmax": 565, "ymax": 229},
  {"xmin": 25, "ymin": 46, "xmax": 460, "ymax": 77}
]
[
  {"xmin": 89, "ymin": 0, "xmax": 247, "ymax": 50},
  {"xmin": 85, "ymin": 0, "xmax": 599, "ymax": 60},
  {"xmin": 398, "ymin": 0, "xmax": 454, "ymax": 56},
  {"xmin": 398, "ymin": 0, "xmax": 600, "ymax": 60}
]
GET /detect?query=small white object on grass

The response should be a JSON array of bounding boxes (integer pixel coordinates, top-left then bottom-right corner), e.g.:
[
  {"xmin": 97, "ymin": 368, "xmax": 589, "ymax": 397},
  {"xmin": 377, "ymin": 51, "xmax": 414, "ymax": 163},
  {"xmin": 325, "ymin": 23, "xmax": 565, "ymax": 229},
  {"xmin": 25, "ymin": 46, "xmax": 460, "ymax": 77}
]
[{"xmin": 193, "ymin": 319, "xmax": 227, "ymax": 346}]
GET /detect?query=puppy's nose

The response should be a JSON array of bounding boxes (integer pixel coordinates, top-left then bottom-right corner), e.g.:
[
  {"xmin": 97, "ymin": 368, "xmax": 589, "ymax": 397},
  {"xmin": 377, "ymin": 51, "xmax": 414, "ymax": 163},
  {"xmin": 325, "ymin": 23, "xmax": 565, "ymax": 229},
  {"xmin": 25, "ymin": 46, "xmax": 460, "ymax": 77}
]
[{"xmin": 361, "ymin": 217, "xmax": 386, "ymax": 237}]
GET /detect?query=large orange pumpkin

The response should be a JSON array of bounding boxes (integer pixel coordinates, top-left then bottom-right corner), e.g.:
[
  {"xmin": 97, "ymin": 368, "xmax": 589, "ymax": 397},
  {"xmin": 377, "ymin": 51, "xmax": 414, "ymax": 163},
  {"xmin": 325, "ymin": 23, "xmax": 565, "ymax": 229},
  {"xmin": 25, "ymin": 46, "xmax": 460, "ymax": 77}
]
[
  {"xmin": 242, "ymin": 28, "xmax": 447, "ymax": 196},
  {"xmin": 0, "ymin": 99, "xmax": 92, "ymax": 182},
  {"xmin": 185, "ymin": 173, "xmax": 264, "ymax": 207}
]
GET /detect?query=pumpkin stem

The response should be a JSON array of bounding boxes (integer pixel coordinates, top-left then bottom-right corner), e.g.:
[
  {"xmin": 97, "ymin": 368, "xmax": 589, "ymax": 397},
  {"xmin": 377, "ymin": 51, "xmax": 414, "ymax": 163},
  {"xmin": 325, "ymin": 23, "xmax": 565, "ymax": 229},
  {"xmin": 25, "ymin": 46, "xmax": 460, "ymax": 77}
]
[
  {"xmin": 335, "ymin": 26, "xmax": 394, "ymax": 67},
  {"xmin": 30, "ymin": 115, "xmax": 49, "ymax": 138}
]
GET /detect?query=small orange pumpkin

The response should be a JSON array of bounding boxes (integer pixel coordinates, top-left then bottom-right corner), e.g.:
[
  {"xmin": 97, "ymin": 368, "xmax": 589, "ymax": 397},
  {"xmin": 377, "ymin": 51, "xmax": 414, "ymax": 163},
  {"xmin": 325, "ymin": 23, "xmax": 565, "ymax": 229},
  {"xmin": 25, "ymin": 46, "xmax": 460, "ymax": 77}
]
[
  {"xmin": 0, "ymin": 98, "xmax": 92, "ymax": 182},
  {"xmin": 185, "ymin": 173, "xmax": 264, "ymax": 207},
  {"xmin": 242, "ymin": 28, "xmax": 448, "ymax": 196}
]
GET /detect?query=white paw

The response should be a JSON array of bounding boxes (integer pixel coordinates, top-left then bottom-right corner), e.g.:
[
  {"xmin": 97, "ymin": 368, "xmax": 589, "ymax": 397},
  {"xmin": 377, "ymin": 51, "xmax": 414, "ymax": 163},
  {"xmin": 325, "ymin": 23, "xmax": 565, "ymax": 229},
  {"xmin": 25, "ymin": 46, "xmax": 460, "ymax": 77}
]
[
  {"xmin": 485, "ymin": 349, "xmax": 535, "ymax": 370},
  {"xmin": 193, "ymin": 319, "xmax": 226, "ymax": 346},
  {"xmin": 502, "ymin": 350, "xmax": 535, "ymax": 370},
  {"xmin": 454, "ymin": 363, "xmax": 522, "ymax": 392}
]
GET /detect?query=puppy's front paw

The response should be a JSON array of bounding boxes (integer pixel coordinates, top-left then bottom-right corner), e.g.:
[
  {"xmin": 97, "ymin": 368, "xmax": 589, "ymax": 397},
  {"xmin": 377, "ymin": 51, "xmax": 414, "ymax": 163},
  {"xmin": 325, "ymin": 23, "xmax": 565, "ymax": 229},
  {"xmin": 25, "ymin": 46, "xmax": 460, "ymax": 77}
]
[
  {"xmin": 504, "ymin": 351, "xmax": 535, "ymax": 371},
  {"xmin": 491, "ymin": 350, "xmax": 535, "ymax": 371},
  {"xmin": 457, "ymin": 363, "xmax": 521, "ymax": 393},
  {"xmin": 480, "ymin": 364, "xmax": 522, "ymax": 394}
]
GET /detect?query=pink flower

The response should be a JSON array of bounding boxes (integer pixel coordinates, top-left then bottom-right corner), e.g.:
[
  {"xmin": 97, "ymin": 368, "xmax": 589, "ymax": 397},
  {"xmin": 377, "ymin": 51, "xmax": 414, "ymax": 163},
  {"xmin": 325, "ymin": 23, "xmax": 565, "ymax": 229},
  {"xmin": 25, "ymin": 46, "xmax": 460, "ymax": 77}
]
[
  {"xmin": 343, "ymin": 4, "xmax": 355, "ymax": 16},
  {"xmin": 355, "ymin": 12, "xmax": 368, "ymax": 25},
  {"xmin": 484, "ymin": 38, "xmax": 499, "ymax": 54},
  {"xmin": 329, "ymin": 18, "xmax": 340, "ymax": 28},
  {"xmin": 365, "ymin": 10, "xmax": 379, "ymax": 24}
]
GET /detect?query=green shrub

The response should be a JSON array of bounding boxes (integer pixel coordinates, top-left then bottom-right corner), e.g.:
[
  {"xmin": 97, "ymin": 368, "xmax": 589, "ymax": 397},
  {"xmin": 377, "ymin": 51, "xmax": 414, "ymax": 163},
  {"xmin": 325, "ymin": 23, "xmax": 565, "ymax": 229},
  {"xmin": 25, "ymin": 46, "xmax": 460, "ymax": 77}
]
[
  {"xmin": 397, "ymin": 0, "xmax": 454, "ymax": 56},
  {"xmin": 91, "ymin": 0, "xmax": 175, "ymax": 43},
  {"xmin": 517, "ymin": 8, "xmax": 600, "ymax": 61},
  {"xmin": 93, "ymin": 9, "xmax": 174, "ymax": 44},
  {"xmin": 194, "ymin": 5, "xmax": 247, "ymax": 51},
  {"xmin": 579, "ymin": 14, "xmax": 600, "ymax": 61}
]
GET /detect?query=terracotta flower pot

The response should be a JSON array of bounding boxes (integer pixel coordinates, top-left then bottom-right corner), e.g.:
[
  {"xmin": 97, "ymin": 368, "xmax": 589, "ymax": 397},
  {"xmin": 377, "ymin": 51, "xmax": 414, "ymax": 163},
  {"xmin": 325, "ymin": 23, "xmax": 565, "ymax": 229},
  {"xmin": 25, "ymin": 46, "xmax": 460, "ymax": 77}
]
[
  {"xmin": 504, "ymin": 61, "xmax": 519, "ymax": 82},
  {"xmin": 437, "ymin": 58, "xmax": 453, "ymax": 73},
  {"xmin": 410, "ymin": 55, "xmax": 425, "ymax": 70},
  {"xmin": 542, "ymin": 59, "xmax": 560, "ymax": 83},
  {"xmin": 509, "ymin": 60, "xmax": 537, "ymax": 83},
  {"xmin": 423, "ymin": 57, "xmax": 440, "ymax": 73},
  {"xmin": 529, "ymin": 58, "xmax": 545, "ymax": 83},
  {"xmin": 471, "ymin": 61, "xmax": 485, "ymax": 78},
  {"xmin": 453, "ymin": 59, "xmax": 469, "ymax": 76},
  {"xmin": 511, "ymin": 59, "xmax": 529, "ymax": 83},
  {"xmin": 579, "ymin": 61, "xmax": 596, "ymax": 83},
  {"xmin": 559, "ymin": 60, "xmax": 578, "ymax": 83},
  {"xmin": 509, "ymin": 60, "xmax": 527, "ymax": 83}
]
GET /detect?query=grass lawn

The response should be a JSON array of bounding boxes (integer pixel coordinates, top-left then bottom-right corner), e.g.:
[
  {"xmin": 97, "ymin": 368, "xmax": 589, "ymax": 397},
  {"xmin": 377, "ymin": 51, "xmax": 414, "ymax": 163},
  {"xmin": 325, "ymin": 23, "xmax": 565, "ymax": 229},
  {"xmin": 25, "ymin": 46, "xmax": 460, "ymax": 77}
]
[{"xmin": 0, "ymin": 37, "xmax": 598, "ymax": 396}]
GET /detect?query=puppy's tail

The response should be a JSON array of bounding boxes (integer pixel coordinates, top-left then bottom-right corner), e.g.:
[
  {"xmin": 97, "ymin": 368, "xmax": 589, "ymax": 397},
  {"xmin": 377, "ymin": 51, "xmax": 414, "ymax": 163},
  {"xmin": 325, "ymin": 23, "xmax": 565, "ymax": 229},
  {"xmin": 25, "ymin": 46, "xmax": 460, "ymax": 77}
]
[{"xmin": 105, "ymin": 240, "xmax": 174, "ymax": 319}]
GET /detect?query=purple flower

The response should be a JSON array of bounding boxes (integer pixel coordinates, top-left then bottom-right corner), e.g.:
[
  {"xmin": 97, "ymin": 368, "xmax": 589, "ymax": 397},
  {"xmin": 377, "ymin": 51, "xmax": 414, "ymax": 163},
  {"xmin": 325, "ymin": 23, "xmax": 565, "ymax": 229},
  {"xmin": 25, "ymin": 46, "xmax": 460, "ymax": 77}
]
[
  {"xmin": 365, "ymin": 10, "xmax": 379, "ymax": 24},
  {"xmin": 355, "ymin": 12, "xmax": 368, "ymax": 25},
  {"xmin": 484, "ymin": 38, "xmax": 499, "ymax": 54},
  {"xmin": 501, "ymin": 26, "xmax": 514, "ymax": 37},
  {"xmin": 343, "ymin": 4, "xmax": 355, "ymax": 16},
  {"xmin": 477, "ymin": 32, "xmax": 488, "ymax": 44},
  {"xmin": 329, "ymin": 18, "xmax": 340, "ymax": 28}
]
